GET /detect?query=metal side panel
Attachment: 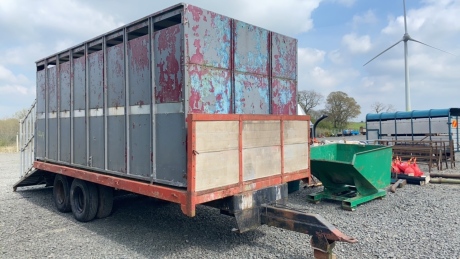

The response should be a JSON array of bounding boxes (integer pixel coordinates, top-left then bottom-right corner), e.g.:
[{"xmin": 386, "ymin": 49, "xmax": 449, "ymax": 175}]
[
  {"xmin": 129, "ymin": 114, "xmax": 151, "ymax": 178},
  {"xmin": 184, "ymin": 5, "xmax": 231, "ymax": 69},
  {"xmin": 59, "ymin": 61, "xmax": 71, "ymax": 163},
  {"xmin": 47, "ymin": 66, "xmax": 58, "ymax": 160},
  {"xmin": 73, "ymin": 56, "xmax": 87, "ymax": 166},
  {"xmin": 107, "ymin": 115, "xmax": 126, "ymax": 173},
  {"xmin": 234, "ymin": 20, "xmax": 269, "ymax": 75},
  {"xmin": 89, "ymin": 116, "xmax": 104, "ymax": 169},
  {"xmin": 88, "ymin": 50, "xmax": 105, "ymax": 169},
  {"xmin": 73, "ymin": 118, "xmax": 86, "ymax": 166},
  {"xmin": 128, "ymin": 34, "xmax": 150, "ymax": 106},
  {"xmin": 234, "ymin": 73, "xmax": 269, "ymax": 114},
  {"xmin": 36, "ymin": 119, "xmax": 46, "ymax": 159},
  {"xmin": 154, "ymin": 24, "xmax": 183, "ymax": 103},
  {"xmin": 187, "ymin": 64, "xmax": 231, "ymax": 114},
  {"xmin": 36, "ymin": 70, "xmax": 46, "ymax": 159},
  {"xmin": 271, "ymin": 78, "xmax": 296, "ymax": 115},
  {"xmin": 107, "ymin": 43, "xmax": 126, "ymax": 173},
  {"xmin": 271, "ymin": 32, "xmax": 297, "ymax": 80},
  {"xmin": 155, "ymin": 113, "xmax": 186, "ymax": 186}
]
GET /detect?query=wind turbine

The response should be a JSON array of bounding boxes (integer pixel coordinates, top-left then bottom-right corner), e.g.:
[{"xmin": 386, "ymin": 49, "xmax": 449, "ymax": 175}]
[{"xmin": 363, "ymin": 0, "xmax": 454, "ymax": 112}]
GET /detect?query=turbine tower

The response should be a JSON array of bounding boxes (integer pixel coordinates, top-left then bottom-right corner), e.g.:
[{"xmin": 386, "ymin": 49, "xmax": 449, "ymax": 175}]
[{"xmin": 364, "ymin": 0, "xmax": 453, "ymax": 112}]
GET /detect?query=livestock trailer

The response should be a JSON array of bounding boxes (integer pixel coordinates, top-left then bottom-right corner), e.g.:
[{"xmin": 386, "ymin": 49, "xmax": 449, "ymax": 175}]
[
  {"xmin": 366, "ymin": 108, "xmax": 460, "ymax": 152},
  {"xmin": 15, "ymin": 3, "xmax": 356, "ymax": 258}
]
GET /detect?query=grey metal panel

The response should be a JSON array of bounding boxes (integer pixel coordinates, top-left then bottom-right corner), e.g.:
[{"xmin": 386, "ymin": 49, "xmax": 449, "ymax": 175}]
[
  {"xmin": 36, "ymin": 70, "xmax": 46, "ymax": 159},
  {"xmin": 60, "ymin": 62, "xmax": 71, "ymax": 111},
  {"xmin": 89, "ymin": 116, "xmax": 104, "ymax": 169},
  {"xmin": 107, "ymin": 116, "xmax": 126, "ymax": 173},
  {"xmin": 73, "ymin": 57, "xmax": 86, "ymax": 110},
  {"xmin": 128, "ymin": 35, "xmax": 151, "ymax": 106},
  {"xmin": 60, "ymin": 118, "xmax": 71, "ymax": 163},
  {"xmin": 155, "ymin": 113, "xmax": 186, "ymax": 187},
  {"xmin": 107, "ymin": 44, "xmax": 125, "ymax": 107},
  {"xmin": 36, "ymin": 119, "xmax": 46, "ymax": 158},
  {"xmin": 48, "ymin": 66, "xmax": 58, "ymax": 112},
  {"xmin": 129, "ymin": 114, "xmax": 151, "ymax": 177},
  {"xmin": 154, "ymin": 24, "xmax": 183, "ymax": 103},
  {"xmin": 73, "ymin": 117, "xmax": 86, "ymax": 166},
  {"xmin": 59, "ymin": 62, "xmax": 71, "ymax": 163},
  {"xmin": 366, "ymin": 121, "xmax": 380, "ymax": 131},
  {"xmin": 37, "ymin": 70, "xmax": 46, "ymax": 113},
  {"xmin": 47, "ymin": 66, "xmax": 58, "ymax": 160},
  {"xmin": 48, "ymin": 118, "xmax": 58, "ymax": 160},
  {"xmin": 106, "ymin": 43, "xmax": 126, "ymax": 173},
  {"xmin": 88, "ymin": 51, "xmax": 104, "ymax": 109},
  {"xmin": 431, "ymin": 118, "xmax": 448, "ymax": 133}
]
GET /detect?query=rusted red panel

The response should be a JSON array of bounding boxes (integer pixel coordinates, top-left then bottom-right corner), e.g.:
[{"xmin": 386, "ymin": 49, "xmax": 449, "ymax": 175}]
[
  {"xmin": 154, "ymin": 24, "xmax": 182, "ymax": 103},
  {"xmin": 272, "ymin": 78, "xmax": 297, "ymax": 115},
  {"xmin": 184, "ymin": 5, "xmax": 231, "ymax": 69},
  {"xmin": 272, "ymin": 33, "xmax": 297, "ymax": 80},
  {"xmin": 128, "ymin": 34, "xmax": 150, "ymax": 105},
  {"xmin": 187, "ymin": 64, "xmax": 231, "ymax": 114}
]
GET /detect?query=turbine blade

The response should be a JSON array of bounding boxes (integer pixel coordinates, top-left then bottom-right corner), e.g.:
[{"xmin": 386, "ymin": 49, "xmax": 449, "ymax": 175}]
[
  {"xmin": 363, "ymin": 40, "xmax": 403, "ymax": 66},
  {"xmin": 403, "ymin": 0, "xmax": 408, "ymax": 34},
  {"xmin": 409, "ymin": 38, "xmax": 456, "ymax": 56}
]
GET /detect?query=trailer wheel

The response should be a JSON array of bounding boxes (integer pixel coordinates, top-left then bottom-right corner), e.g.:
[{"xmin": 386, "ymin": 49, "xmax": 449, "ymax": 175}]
[
  {"xmin": 96, "ymin": 185, "xmax": 113, "ymax": 219},
  {"xmin": 53, "ymin": 175, "xmax": 72, "ymax": 213},
  {"xmin": 70, "ymin": 179, "xmax": 99, "ymax": 222}
]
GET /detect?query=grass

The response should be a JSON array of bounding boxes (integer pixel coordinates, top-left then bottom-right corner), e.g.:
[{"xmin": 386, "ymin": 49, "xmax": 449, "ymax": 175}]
[
  {"xmin": 0, "ymin": 145, "xmax": 18, "ymax": 153},
  {"xmin": 347, "ymin": 122, "xmax": 365, "ymax": 130}
]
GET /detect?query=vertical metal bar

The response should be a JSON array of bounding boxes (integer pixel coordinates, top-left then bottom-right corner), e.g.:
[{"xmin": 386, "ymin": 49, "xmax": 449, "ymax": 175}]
[
  {"xmin": 19, "ymin": 119, "xmax": 23, "ymax": 177},
  {"xmin": 103, "ymin": 37, "xmax": 108, "ymax": 170},
  {"xmin": 230, "ymin": 19, "xmax": 235, "ymax": 113},
  {"xmin": 280, "ymin": 117, "xmax": 285, "ymax": 182},
  {"xmin": 238, "ymin": 115, "xmax": 243, "ymax": 189},
  {"xmin": 149, "ymin": 17, "xmax": 156, "ymax": 181},
  {"xmin": 45, "ymin": 60, "xmax": 49, "ymax": 158},
  {"xmin": 70, "ymin": 51, "xmax": 74, "ymax": 164},
  {"xmin": 268, "ymin": 32, "xmax": 273, "ymax": 114},
  {"xmin": 124, "ymin": 28, "xmax": 130, "ymax": 175},
  {"xmin": 56, "ymin": 55, "xmax": 61, "ymax": 161},
  {"xmin": 186, "ymin": 114, "xmax": 197, "ymax": 217},
  {"xmin": 85, "ymin": 44, "xmax": 90, "ymax": 166}
]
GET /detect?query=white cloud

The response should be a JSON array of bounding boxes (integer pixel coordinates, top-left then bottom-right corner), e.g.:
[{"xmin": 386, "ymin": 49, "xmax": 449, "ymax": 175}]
[
  {"xmin": 298, "ymin": 48, "xmax": 325, "ymax": 67},
  {"xmin": 342, "ymin": 33, "xmax": 371, "ymax": 53},
  {"xmin": 328, "ymin": 50, "xmax": 343, "ymax": 64},
  {"xmin": 353, "ymin": 10, "xmax": 377, "ymax": 26}
]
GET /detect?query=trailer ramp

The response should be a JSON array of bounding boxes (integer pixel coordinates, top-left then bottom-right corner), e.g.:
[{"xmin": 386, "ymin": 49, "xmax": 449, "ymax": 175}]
[{"xmin": 13, "ymin": 100, "xmax": 42, "ymax": 191}]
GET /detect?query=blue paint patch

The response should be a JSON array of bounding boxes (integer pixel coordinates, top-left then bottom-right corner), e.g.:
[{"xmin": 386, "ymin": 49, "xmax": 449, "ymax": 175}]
[{"xmin": 212, "ymin": 15, "xmax": 231, "ymax": 69}]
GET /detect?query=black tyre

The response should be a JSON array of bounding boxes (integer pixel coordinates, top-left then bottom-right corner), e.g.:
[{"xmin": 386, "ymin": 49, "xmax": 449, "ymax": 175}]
[
  {"xmin": 53, "ymin": 175, "xmax": 71, "ymax": 213},
  {"xmin": 70, "ymin": 179, "xmax": 99, "ymax": 222},
  {"xmin": 96, "ymin": 185, "xmax": 113, "ymax": 219}
]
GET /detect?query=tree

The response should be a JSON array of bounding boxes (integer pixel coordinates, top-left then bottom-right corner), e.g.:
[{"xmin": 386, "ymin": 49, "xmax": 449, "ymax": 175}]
[
  {"xmin": 297, "ymin": 90, "xmax": 323, "ymax": 115},
  {"xmin": 13, "ymin": 108, "xmax": 29, "ymax": 121},
  {"xmin": 371, "ymin": 102, "xmax": 396, "ymax": 113},
  {"xmin": 324, "ymin": 91, "xmax": 361, "ymax": 129}
]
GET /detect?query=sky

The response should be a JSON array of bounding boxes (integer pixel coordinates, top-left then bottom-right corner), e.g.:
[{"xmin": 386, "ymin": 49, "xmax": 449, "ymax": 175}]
[{"xmin": 1, "ymin": 0, "xmax": 459, "ymax": 121}]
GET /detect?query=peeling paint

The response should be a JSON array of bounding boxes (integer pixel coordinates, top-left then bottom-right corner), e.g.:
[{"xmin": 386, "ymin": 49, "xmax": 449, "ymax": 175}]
[
  {"xmin": 155, "ymin": 24, "xmax": 182, "ymax": 103},
  {"xmin": 272, "ymin": 33, "xmax": 297, "ymax": 80},
  {"xmin": 272, "ymin": 79, "xmax": 296, "ymax": 115},
  {"xmin": 88, "ymin": 51, "xmax": 104, "ymax": 109},
  {"xmin": 234, "ymin": 73, "xmax": 269, "ymax": 114},
  {"xmin": 107, "ymin": 44, "xmax": 125, "ymax": 107},
  {"xmin": 235, "ymin": 21, "xmax": 268, "ymax": 75},
  {"xmin": 188, "ymin": 65, "xmax": 231, "ymax": 114},
  {"xmin": 129, "ymin": 35, "xmax": 150, "ymax": 105}
]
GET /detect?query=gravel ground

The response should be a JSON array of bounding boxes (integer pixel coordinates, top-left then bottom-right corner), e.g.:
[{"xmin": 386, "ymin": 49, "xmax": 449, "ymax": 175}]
[{"xmin": 1, "ymin": 151, "xmax": 460, "ymax": 259}]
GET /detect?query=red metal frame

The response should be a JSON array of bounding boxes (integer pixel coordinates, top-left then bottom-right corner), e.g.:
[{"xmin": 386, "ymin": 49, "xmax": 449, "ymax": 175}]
[{"xmin": 35, "ymin": 114, "xmax": 311, "ymax": 218}]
